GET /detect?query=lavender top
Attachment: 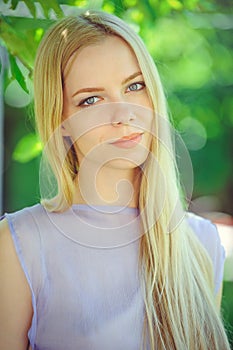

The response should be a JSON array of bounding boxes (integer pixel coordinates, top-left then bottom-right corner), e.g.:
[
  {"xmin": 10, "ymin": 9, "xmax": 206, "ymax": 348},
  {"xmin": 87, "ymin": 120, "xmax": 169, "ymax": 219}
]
[{"xmin": 4, "ymin": 204, "xmax": 225, "ymax": 350}]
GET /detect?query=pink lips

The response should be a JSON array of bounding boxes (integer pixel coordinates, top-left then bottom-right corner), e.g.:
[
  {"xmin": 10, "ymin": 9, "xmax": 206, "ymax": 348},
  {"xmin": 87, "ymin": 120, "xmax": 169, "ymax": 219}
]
[{"xmin": 110, "ymin": 133, "xmax": 143, "ymax": 149}]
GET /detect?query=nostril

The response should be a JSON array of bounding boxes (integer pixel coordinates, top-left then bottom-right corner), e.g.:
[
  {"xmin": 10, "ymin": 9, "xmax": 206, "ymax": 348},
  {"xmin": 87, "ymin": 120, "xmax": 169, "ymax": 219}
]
[
  {"xmin": 111, "ymin": 120, "xmax": 121, "ymax": 126},
  {"xmin": 111, "ymin": 104, "xmax": 136, "ymax": 126},
  {"xmin": 129, "ymin": 113, "xmax": 136, "ymax": 120}
]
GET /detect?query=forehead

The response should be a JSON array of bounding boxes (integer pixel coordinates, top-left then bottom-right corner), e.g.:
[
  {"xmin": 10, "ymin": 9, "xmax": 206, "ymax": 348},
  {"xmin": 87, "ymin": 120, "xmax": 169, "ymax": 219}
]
[{"xmin": 63, "ymin": 36, "xmax": 140, "ymax": 85}]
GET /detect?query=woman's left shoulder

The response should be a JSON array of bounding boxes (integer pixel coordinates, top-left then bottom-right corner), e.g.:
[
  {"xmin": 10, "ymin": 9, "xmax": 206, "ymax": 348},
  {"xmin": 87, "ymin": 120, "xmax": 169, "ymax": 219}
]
[
  {"xmin": 186, "ymin": 212, "xmax": 221, "ymax": 249},
  {"xmin": 186, "ymin": 212, "xmax": 221, "ymax": 245},
  {"xmin": 186, "ymin": 212, "xmax": 225, "ymax": 294}
]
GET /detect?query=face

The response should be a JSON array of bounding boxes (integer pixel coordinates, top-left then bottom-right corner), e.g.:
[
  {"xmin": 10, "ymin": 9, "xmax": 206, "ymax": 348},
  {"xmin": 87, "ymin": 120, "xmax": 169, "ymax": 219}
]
[{"xmin": 62, "ymin": 35, "xmax": 154, "ymax": 170}]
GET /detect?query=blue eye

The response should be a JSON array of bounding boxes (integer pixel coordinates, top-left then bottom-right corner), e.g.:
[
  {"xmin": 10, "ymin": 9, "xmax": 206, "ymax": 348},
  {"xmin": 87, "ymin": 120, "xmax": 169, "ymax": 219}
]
[
  {"xmin": 79, "ymin": 96, "xmax": 100, "ymax": 106},
  {"xmin": 127, "ymin": 82, "xmax": 145, "ymax": 92}
]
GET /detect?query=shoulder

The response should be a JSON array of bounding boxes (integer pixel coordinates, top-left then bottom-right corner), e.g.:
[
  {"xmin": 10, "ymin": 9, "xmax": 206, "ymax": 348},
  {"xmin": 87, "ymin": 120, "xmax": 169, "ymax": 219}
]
[
  {"xmin": 5, "ymin": 203, "xmax": 46, "ymax": 223},
  {"xmin": 186, "ymin": 212, "xmax": 225, "ymax": 294},
  {"xmin": 4, "ymin": 203, "xmax": 48, "ymax": 240},
  {"xmin": 1, "ymin": 203, "xmax": 47, "ymax": 294},
  {"xmin": 0, "ymin": 216, "xmax": 13, "ymax": 249},
  {"xmin": 0, "ymin": 215, "xmax": 31, "ymax": 283},
  {"xmin": 186, "ymin": 212, "xmax": 222, "ymax": 252},
  {"xmin": 0, "ymin": 217, "xmax": 33, "ymax": 349}
]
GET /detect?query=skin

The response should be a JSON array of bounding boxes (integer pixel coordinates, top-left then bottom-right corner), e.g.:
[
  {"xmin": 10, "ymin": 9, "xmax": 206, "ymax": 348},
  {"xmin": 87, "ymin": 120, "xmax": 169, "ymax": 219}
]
[
  {"xmin": 62, "ymin": 36, "xmax": 153, "ymax": 207},
  {"xmin": 0, "ymin": 35, "xmax": 223, "ymax": 349},
  {"xmin": 0, "ymin": 219, "xmax": 33, "ymax": 349}
]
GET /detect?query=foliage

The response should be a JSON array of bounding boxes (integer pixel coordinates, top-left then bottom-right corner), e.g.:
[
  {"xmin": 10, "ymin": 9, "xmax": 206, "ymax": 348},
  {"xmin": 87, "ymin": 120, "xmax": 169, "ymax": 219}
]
[
  {"xmin": 0, "ymin": 0, "xmax": 232, "ymax": 214},
  {"xmin": 12, "ymin": 132, "xmax": 42, "ymax": 163}
]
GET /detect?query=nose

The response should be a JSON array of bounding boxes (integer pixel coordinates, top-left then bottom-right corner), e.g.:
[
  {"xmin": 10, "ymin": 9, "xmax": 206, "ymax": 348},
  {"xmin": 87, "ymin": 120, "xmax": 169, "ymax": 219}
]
[{"xmin": 111, "ymin": 102, "xmax": 136, "ymax": 127}]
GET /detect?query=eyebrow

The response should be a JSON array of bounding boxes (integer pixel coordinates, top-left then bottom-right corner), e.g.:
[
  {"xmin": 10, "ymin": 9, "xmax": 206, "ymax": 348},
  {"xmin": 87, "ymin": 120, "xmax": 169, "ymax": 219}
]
[{"xmin": 71, "ymin": 71, "xmax": 143, "ymax": 98}]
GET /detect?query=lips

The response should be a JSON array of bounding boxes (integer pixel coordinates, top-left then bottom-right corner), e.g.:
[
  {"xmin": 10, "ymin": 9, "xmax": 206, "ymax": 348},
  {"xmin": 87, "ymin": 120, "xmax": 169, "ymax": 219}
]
[{"xmin": 110, "ymin": 132, "xmax": 143, "ymax": 149}]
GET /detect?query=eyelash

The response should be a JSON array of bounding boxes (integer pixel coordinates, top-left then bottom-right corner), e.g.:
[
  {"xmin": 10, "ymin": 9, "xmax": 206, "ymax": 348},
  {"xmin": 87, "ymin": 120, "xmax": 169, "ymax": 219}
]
[{"xmin": 78, "ymin": 81, "xmax": 146, "ymax": 107}]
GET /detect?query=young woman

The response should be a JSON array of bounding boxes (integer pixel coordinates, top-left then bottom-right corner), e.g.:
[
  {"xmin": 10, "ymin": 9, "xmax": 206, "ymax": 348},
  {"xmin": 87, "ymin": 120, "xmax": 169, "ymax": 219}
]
[{"xmin": 0, "ymin": 10, "xmax": 230, "ymax": 350}]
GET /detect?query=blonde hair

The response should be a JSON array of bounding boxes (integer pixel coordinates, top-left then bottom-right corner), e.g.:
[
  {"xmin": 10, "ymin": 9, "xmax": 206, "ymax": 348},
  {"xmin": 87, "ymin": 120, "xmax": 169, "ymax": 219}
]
[{"xmin": 34, "ymin": 10, "xmax": 230, "ymax": 349}]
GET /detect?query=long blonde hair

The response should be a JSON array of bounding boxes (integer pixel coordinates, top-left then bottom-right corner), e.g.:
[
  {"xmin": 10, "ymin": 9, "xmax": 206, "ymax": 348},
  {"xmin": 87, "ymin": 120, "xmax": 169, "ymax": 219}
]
[{"xmin": 34, "ymin": 10, "xmax": 230, "ymax": 349}]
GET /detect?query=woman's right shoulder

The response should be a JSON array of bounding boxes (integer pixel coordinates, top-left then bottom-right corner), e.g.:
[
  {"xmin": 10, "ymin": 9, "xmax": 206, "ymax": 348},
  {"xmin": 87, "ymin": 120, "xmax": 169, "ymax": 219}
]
[
  {"xmin": 0, "ymin": 203, "xmax": 47, "ymax": 282},
  {"xmin": 0, "ymin": 217, "xmax": 33, "ymax": 349},
  {"xmin": 3, "ymin": 203, "xmax": 46, "ymax": 223},
  {"xmin": 2, "ymin": 203, "xmax": 47, "ymax": 240},
  {"xmin": 0, "ymin": 216, "xmax": 20, "ymax": 270},
  {"xmin": 0, "ymin": 203, "xmax": 45, "ymax": 291},
  {"xmin": 0, "ymin": 216, "xmax": 13, "ymax": 251}
]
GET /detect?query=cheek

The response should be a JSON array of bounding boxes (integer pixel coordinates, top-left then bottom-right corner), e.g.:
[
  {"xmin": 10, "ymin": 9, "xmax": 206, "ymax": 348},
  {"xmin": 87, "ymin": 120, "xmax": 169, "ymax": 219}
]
[
  {"xmin": 146, "ymin": 130, "xmax": 153, "ymax": 143},
  {"xmin": 74, "ymin": 128, "xmax": 105, "ymax": 151},
  {"xmin": 142, "ymin": 116, "xmax": 154, "ymax": 152},
  {"xmin": 64, "ymin": 109, "xmax": 110, "ymax": 143},
  {"xmin": 143, "ymin": 114, "xmax": 154, "ymax": 138},
  {"xmin": 140, "ymin": 89, "xmax": 153, "ymax": 109},
  {"xmin": 130, "ymin": 94, "xmax": 152, "ymax": 111}
]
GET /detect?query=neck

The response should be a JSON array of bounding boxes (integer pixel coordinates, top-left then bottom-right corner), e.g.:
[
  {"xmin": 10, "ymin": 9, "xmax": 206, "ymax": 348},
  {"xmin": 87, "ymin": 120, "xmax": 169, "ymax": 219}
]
[{"xmin": 73, "ymin": 160, "xmax": 142, "ymax": 208}]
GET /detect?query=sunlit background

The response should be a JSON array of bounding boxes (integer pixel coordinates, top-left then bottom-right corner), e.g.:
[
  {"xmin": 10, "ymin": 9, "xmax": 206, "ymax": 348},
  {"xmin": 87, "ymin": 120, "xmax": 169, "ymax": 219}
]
[{"xmin": 0, "ymin": 0, "xmax": 232, "ymax": 345}]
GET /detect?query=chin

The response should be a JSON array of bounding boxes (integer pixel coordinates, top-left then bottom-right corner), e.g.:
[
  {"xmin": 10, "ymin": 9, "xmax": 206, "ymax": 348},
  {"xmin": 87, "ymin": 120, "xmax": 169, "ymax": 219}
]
[{"xmin": 105, "ymin": 156, "xmax": 147, "ymax": 170}]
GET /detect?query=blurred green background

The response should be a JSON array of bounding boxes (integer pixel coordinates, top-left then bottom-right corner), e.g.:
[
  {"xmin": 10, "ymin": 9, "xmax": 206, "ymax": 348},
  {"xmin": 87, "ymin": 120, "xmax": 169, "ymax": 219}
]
[{"xmin": 0, "ymin": 0, "xmax": 232, "ymax": 346}]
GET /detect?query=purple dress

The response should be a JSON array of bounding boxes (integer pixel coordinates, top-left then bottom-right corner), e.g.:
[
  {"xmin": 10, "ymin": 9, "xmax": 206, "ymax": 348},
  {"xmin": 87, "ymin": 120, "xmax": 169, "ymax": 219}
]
[{"xmin": 3, "ymin": 204, "xmax": 225, "ymax": 350}]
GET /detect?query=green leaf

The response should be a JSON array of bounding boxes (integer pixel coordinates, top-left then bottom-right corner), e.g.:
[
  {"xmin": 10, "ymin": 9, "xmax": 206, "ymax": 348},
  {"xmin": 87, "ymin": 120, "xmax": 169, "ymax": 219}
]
[
  {"xmin": 0, "ymin": 16, "xmax": 39, "ymax": 73},
  {"xmin": 2, "ymin": 16, "xmax": 54, "ymax": 31},
  {"xmin": 13, "ymin": 133, "xmax": 42, "ymax": 163},
  {"xmin": 9, "ymin": 54, "xmax": 29, "ymax": 93},
  {"xmin": 10, "ymin": 0, "xmax": 19, "ymax": 10},
  {"xmin": 22, "ymin": 0, "xmax": 37, "ymax": 17},
  {"xmin": 37, "ymin": 0, "xmax": 64, "ymax": 18}
]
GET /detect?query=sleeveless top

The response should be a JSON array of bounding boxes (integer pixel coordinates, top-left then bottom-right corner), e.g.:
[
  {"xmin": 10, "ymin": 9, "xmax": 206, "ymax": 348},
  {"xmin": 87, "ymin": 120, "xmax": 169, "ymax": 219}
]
[{"xmin": 3, "ymin": 204, "xmax": 225, "ymax": 350}]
